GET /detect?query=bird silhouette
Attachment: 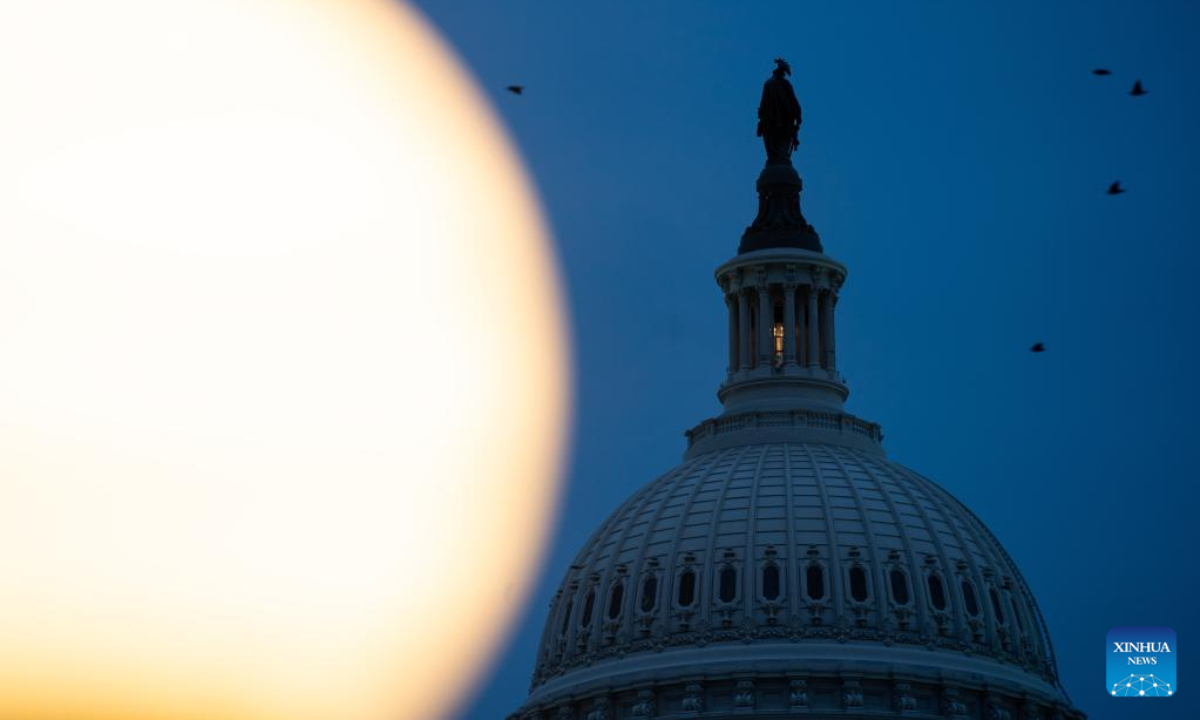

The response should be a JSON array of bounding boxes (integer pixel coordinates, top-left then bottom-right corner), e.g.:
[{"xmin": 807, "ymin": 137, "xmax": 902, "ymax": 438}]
[
  {"xmin": 1107, "ymin": 181, "xmax": 1125, "ymax": 195},
  {"xmin": 1030, "ymin": 342, "xmax": 1045, "ymax": 353},
  {"xmin": 1130, "ymin": 80, "xmax": 1147, "ymax": 96},
  {"xmin": 1092, "ymin": 68, "xmax": 1112, "ymax": 76},
  {"xmin": 506, "ymin": 85, "xmax": 525, "ymax": 96}
]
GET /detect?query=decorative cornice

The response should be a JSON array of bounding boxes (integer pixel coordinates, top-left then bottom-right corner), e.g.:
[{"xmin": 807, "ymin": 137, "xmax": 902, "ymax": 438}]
[
  {"xmin": 809, "ymin": 266, "xmax": 825, "ymax": 289},
  {"xmin": 715, "ymin": 248, "xmax": 846, "ymax": 289},
  {"xmin": 514, "ymin": 671, "xmax": 1083, "ymax": 720},
  {"xmin": 685, "ymin": 409, "xmax": 882, "ymax": 457},
  {"xmin": 533, "ymin": 617, "xmax": 1056, "ymax": 689}
]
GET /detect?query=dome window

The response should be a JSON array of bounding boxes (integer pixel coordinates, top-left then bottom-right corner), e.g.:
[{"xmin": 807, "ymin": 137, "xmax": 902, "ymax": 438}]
[
  {"xmin": 1010, "ymin": 594, "xmax": 1024, "ymax": 631},
  {"xmin": 849, "ymin": 566, "xmax": 869, "ymax": 602},
  {"xmin": 607, "ymin": 582, "xmax": 624, "ymax": 620},
  {"xmin": 761, "ymin": 564, "xmax": 781, "ymax": 600},
  {"xmin": 559, "ymin": 598, "xmax": 573, "ymax": 635},
  {"xmin": 580, "ymin": 589, "xmax": 596, "ymax": 627},
  {"xmin": 889, "ymin": 569, "xmax": 910, "ymax": 605},
  {"xmin": 927, "ymin": 574, "xmax": 947, "ymax": 611},
  {"xmin": 678, "ymin": 570, "xmax": 696, "ymax": 607},
  {"xmin": 961, "ymin": 580, "xmax": 980, "ymax": 617},
  {"xmin": 806, "ymin": 564, "xmax": 825, "ymax": 600},
  {"xmin": 640, "ymin": 576, "xmax": 658, "ymax": 613},
  {"xmin": 989, "ymin": 588, "xmax": 1005, "ymax": 625},
  {"xmin": 718, "ymin": 566, "xmax": 738, "ymax": 603}
]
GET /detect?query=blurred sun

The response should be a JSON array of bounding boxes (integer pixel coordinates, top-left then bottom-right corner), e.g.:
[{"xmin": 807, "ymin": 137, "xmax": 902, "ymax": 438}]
[{"xmin": 0, "ymin": 2, "xmax": 569, "ymax": 719}]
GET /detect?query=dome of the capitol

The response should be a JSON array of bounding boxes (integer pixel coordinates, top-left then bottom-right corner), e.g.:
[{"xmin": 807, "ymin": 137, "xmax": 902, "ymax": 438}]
[
  {"xmin": 510, "ymin": 64, "xmax": 1083, "ymax": 720},
  {"xmin": 521, "ymin": 440, "xmax": 1077, "ymax": 719}
]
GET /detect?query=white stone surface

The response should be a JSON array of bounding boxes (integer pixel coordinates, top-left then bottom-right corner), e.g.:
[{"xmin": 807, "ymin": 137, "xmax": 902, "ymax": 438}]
[{"xmin": 532, "ymin": 442, "xmax": 1061, "ymax": 702}]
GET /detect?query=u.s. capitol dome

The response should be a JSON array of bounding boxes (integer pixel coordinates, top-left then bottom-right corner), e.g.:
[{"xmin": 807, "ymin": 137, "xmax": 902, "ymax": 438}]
[{"xmin": 510, "ymin": 68, "xmax": 1083, "ymax": 720}]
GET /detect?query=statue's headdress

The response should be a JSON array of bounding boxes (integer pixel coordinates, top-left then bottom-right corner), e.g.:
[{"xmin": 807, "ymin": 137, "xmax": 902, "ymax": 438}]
[{"xmin": 773, "ymin": 58, "xmax": 792, "ymax": 76}]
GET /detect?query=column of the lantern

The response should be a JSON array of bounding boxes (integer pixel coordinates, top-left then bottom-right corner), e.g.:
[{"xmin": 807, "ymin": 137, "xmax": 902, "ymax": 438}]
[
  {"xmin": 738, "ymin": 285, "xmax": 752, "ymax": 373},
  {"xmin": 756, "ymin": 278, "xmax": 772, "ymax": 371},
  {"xmin": 725, "ymin": 291, "xmax": 738, "ymax": 376},
  {"xmin": 805, "ymin": 280, "xmax": 820, "ymax": 369}
]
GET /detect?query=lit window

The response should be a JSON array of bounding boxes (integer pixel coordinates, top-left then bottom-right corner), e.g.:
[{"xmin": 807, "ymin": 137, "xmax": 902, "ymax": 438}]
[
  {"xmin": 927, "ymin": 574, "xmax": 947, "ymax": 610},
  {"xmin": 640, "ymin": 576, "xmax": 658, "ymax": 613},
  {"xmin": 849, "ymin": 566, "xmax": 869, "ymax": 602},
  {"xmin": 806, "ymin": 565, "xmax": 825, "ymax": 600},
  {"xmin": 678, "ymin": 570, "xmax": 696, "ymax": 607},
  {"xmin": 889, "ymin": 569, "xmax": 910, "ymax": 605},
  {"xmin": 719, "ymin": 567, "xmax": 738, "ymax": 603},
  {"xmin": 772, "ymin": 298, "xmax": 785, "ymax": 364},
  {"xmin": 762, "ymin": 565, "xmax": 781, "ymax": 600},
  {"xmin": 607, "ymin": 582, "xmax": 624, "ymax": 620},
  {"xmin": 961, "ymin": 581, "xmax": 980, "ymax": 617}
]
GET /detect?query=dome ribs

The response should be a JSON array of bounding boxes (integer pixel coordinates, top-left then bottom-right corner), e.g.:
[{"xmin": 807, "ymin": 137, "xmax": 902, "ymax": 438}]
[
  {"xmin": 630, "ymin": 448, "xmax": 735, "ymax": 641},
  {"xmin": 815, "ymin": 443, "xmax": 889, "ymax": 627},
  {"xmin": 741, "ymin": 444, "xmax": 774, "ymax": 624},
  {"xmin": 857, "ymin": 450, "xmax": 959, "ymax": 639},
  {"xmin": 947, "ymin": 489, "xmax": 1065, "ymax": 687},
  {"xmin": 662, "ymin": 446, "xmax": 753, "ymax": 635},
  {"xmin": 780, "ymin": 444, "xmax": 802, "ymax": 614},
  {"xmin": 851, "ymin": 448, "xmax": 929, "ymax": 634},
  {"xmin": 700, "ymin": 446, "xmax": 765, "ymax": 630},
  {"xmin": 799, "ymin": 443, "xmax": 843, "ymax": 624},
  {"xmin": 552, "ymin": 464, "xmax": 663, "ymax": 664},
  {"xmin": 920, "ymin": 473, "xmax": 1030, "ymax": 660},
  {"xmin": 896, "ymin": 466, "xmax": 1001, "ymax": 650},
  {"xmin": 591, "ymin": 449, "xmax": 683, "ymax": 648},
  {"xmin": 529, "ymin": 445, "xmax": 1073, "ymax": 704}
]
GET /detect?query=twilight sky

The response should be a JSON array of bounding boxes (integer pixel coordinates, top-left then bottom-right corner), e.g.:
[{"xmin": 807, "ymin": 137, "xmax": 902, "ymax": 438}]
[{"xmin": 411, "ymin": 2, "xmax": 1200, "ymax": 718}]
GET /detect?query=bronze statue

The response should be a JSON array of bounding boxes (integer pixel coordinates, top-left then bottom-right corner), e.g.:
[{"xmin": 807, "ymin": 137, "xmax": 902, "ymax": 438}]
[
  {"xmin": 757, "ymin": 58, "xmax": 801, "ymax": 165},
  {"xmin": 740, "ymin": 58, "xmax": 821, "ymax": 253}
]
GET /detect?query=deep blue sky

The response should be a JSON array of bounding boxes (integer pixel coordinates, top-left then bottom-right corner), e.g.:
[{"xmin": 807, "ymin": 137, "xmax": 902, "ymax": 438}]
[{"xmin": 409, "ymin": 2, "xmax": 1200, "ymax": 718}]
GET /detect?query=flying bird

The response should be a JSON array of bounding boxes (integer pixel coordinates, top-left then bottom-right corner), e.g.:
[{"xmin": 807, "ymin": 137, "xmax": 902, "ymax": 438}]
[
  {"xmin": 1030, "ymin": 342, "xmax": 1045, "ymax": 353},
  {"xmin": 1129, "ymin": 80, "xmax": 1147, "ymax": 96},
  {"xmin": 506, "ymin": 85, "xmax": 525, "ymax": 96},
  {"xmin": 1092, "ymin": 68, "xmax": 1112, "ymax": 76},
  {"xmin": 1107, "ymin": 181, "xmax": 1125, "ymax": 195}
]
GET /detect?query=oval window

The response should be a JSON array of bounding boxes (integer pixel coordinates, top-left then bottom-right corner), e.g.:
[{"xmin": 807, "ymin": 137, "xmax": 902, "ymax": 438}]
[
  {"xmin": 607, "ymin": 582, "xmax": 624, "ymax": 620},
  {"xmin": 849, "ymin": 566, "xmax": 869, "ymax": 602},
  {"xmin": 580, "ymin": 589, "xmax": 595, "ymax": 627},
  {"xmin": 889, "ymin": 569, "xmax": 910, "ymax": 605},
  {"xmin": 927, "ymin": 574, "xmax": 947, "ymax": 610},
  {"xmin": 719, "ymin": 566, "xmax": 738, "ymax": 603},
  {"xmin": 961, "ymin": 580, "xmax": 980, "ymax": 617},
  {"xmin": 762, "ymin": 564, "xmax": 781, "ymax": 600},
  {"xmin": 1010, "ymin": 595, "xmax": 1024, "ymax": 631},
  {"xmin": 678, "ymin": 570, "xmax": 696, "ymax": 607},
  {"xmin": 640, "ymin": 576, "xmax": 658, "ymax": 613},
  {"xmin": 559, "ymin": 597, "xmax": 572, "ymax": 635},
  {"xmin": 989, "ymin": 588, "xmax": 1005, "ymax": 625},
  {"xmin": 806, "ymin": 565, "xmax": 825, "ymax": 600}
]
